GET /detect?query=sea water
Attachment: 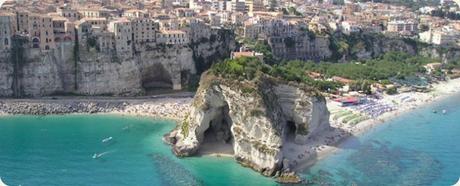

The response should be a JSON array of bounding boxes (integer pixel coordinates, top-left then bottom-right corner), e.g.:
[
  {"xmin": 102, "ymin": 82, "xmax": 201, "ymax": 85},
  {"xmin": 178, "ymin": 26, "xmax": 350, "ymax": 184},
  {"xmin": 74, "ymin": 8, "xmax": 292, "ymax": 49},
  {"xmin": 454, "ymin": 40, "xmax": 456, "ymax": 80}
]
[
  {"xmin": 0, "ymin": 115, "xmax": 275, "ymax": 186},
  {"xmin": 1, "ymin": 93, "xmax": 460, "ymax": 186},
  {"xmin": 302, "ymin": 92, "xmax": 460, "ymax": 186}
]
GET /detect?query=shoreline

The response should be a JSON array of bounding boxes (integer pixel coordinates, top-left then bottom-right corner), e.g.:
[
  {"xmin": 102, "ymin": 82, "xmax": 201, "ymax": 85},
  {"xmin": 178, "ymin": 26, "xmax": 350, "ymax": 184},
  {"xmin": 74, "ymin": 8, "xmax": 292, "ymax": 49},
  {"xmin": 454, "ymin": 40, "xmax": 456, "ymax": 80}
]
[
  {"xmin": 0, "ymin": 97, "xmax": 193, "ymax": 122},
  {"xmin": 291, "ymin": 78, "xmax": 460, "ymax": 171},
  {"xmin": 1, "ymin": 79, "xmax": 459, "ymax": 173}
]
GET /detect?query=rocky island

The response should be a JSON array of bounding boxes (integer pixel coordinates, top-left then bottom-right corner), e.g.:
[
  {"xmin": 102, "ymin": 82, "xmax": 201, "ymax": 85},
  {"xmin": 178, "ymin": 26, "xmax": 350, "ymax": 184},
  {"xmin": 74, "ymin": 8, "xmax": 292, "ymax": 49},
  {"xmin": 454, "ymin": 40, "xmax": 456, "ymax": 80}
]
[{"xmin": 164, "ymin": 57, "xmax": 331, "ymax": 183}]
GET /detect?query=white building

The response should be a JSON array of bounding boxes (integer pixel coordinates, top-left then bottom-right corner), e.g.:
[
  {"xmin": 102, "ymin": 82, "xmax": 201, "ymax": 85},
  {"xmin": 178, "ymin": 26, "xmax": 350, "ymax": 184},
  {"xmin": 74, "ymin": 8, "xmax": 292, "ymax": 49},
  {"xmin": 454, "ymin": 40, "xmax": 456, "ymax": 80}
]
[{"xmin": 341, "ymin": 21, "xmax": 361, "ymax": 34}]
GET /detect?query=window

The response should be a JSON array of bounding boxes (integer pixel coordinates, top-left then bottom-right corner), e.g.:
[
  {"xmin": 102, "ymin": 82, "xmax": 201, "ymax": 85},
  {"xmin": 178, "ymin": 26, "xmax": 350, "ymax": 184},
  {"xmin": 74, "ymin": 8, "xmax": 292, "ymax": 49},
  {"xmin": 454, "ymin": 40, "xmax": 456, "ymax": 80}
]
[{"xmin": 4, "ymin": 38, "xmax": 8, "ymax": 45}]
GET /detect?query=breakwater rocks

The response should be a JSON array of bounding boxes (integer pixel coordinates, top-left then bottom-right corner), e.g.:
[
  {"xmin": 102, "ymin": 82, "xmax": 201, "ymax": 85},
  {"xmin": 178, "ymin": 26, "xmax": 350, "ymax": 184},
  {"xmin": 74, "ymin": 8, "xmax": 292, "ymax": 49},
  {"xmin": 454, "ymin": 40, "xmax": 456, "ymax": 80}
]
[{"xmin": 0, "ymin": 98, "xmax": 191, "ymax": 120}]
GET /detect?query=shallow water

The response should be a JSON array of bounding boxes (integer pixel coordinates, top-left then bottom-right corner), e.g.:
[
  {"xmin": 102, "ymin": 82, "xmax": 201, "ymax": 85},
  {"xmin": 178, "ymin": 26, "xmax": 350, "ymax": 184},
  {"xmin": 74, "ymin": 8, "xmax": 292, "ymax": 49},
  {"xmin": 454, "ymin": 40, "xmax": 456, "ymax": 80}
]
[
  {"xmin": 302, "ymin": 93, "xmax": 460, "ymax": 185},
  {"xmin": 0, "ymin": 115, "xmax": 275, "ymax": 186},
  {"xmin": 1, "ymin": 93, "xmax": 459, "ymax": 185}
]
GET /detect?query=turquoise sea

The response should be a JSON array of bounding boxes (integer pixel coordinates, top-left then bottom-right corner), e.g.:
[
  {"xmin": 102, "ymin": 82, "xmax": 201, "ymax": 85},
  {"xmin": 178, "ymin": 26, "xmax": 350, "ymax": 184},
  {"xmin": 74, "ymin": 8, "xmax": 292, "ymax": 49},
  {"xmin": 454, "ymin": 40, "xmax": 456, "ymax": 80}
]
[
  {"xmin": 0, "ymin": 93, "xmax": 459, "ymax": 186},
  {"xmin": 0, "ymin": 115, "xmax": 274, "ymax": 186},
  {"xmin": 302, "ymin": 93, "xmax": 460, "ymax": 185}
]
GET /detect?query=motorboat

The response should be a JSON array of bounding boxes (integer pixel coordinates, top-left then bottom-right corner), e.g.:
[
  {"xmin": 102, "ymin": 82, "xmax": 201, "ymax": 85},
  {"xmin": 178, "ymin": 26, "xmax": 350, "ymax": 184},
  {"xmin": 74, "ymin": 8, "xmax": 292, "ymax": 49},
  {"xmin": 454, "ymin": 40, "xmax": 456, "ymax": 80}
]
[
  {"xmin": 102, "ymin": 137, "xmax": 113, "ymax": 143},
  {"xmin": 92, "ymin": 153, "xmax": 103, "ymax": 159}
]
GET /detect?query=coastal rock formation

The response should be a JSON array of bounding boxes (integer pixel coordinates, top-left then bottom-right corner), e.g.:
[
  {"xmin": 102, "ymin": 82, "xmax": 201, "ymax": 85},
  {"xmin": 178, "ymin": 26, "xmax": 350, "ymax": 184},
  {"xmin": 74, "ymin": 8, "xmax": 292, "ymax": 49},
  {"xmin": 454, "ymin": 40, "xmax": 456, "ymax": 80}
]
[
  {"xmin": 166, "ymin": 73, "xmax": 331, "ymax": 177},
  {"xmin": 0, "ymin": 29, "xmax": 235, "ymax": 98}
]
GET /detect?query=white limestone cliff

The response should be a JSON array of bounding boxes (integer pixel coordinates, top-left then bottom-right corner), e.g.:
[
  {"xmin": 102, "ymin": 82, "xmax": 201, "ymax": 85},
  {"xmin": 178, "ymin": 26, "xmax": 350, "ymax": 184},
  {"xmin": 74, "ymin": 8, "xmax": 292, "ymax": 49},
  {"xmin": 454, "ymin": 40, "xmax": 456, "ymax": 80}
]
[{"xmin": 166, "ymin": 74, "xmax": 331, "ymax": 177}]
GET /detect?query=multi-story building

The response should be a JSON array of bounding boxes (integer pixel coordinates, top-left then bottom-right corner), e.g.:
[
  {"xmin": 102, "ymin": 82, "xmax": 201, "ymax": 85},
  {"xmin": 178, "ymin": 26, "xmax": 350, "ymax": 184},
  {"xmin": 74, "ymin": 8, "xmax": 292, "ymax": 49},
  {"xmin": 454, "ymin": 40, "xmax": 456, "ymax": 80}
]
[
  {"xmin": 0, "ymin": 13, "xmax": 16, "ymax": 51},
  {"xmin": 56, "ymin": 6, "xmax": 80, "ymax": 21},
  {"xmin": 246, "ymin": 0, "xmax": 264, "ymax": 14},
  {"xmin": 421, "ymin": 27, "xmax": 460, "ymax": 46},
  {"xmin": 78, "ymin": 8, "xmax": 110, "ymax": 18},
  {"xmin": 386, "ymin": 20, "xmax": 418, "ymax": 35},
  {"xmin": 227, "ymin": 0, "xmax": 246, "ymax": 12},
  {"xmin": 28, "ymin": 14, "xmax": 56, "ymax": 50},
  {"xmin": 123, "ymin": 9, "xmax": 149, "ymax": 19},
  {"xmin": 185, "ymin": 18, "xmax": 211, "ymax": 42},
  {"xmin": 108, "ymin": 18, "xmax": 133, "ymax": 54},
  {"xmin": 156, "ymin": 30, "xmax": 189, "ymax": 45},
  {"xmin": 80, "ymin": 18, "xmax": 108, "ymax": 30},
  {"xmin": 131, "ymin": 18, "xmax": 159, "ymax": 47},
  {"xmin": 51, "ymin": 16, "xmax": 75, "ymax": 43},
  {"xmin": 341, "ymin": 21, "xmax": 361, "ymax": 34},
  {"xmin": 16, "ymin": 11, "xmax": 30, "ymax": 34}
]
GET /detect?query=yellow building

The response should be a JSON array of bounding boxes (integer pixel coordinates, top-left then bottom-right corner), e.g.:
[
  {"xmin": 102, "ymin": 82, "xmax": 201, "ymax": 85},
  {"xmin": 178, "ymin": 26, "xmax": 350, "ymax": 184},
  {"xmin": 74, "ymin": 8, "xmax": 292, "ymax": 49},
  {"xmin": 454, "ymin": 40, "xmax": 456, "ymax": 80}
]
[{"xmin": 28, "ymin": 14, "xmax": 56, "ymax": 51}]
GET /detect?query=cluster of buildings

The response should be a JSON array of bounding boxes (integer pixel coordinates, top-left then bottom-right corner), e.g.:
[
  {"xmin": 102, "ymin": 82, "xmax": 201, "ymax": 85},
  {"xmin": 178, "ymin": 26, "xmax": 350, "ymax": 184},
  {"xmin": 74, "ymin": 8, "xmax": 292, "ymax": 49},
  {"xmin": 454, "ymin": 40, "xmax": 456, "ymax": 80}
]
[
  {"xmin": 2, "ymin": 0, "xmax": 460, "ymax": 59},
  {"xmin": 0, "ymin": 1, "xmax": 217, "ymax": 57}
]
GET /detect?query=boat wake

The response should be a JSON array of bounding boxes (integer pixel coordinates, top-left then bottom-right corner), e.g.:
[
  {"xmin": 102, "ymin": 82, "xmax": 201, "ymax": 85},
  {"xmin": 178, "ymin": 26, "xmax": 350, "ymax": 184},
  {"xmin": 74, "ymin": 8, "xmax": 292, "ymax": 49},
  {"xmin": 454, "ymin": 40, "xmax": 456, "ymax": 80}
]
[{"xmin": 92, "ymin": 150, "xmax": 116, "ymax": 159}]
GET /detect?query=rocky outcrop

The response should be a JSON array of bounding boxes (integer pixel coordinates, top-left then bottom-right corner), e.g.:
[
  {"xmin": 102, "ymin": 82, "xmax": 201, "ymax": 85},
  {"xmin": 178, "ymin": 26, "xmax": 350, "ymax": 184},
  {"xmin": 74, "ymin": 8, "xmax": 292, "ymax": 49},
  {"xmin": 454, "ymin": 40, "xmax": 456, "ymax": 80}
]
[{"xmin": 166, "ymin": 73, "xmax": 330, "ymax": 178}]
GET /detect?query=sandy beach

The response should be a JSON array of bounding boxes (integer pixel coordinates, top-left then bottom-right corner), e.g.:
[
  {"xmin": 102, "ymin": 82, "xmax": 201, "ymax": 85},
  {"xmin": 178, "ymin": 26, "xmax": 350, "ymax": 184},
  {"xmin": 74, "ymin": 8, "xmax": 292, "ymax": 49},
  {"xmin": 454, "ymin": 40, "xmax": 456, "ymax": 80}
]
[
  {"xmin": 1, "ymin": 79, "xmax": 459, "ymax": 170},
  {"xmin": 288, "ymin": 78, "xmax": 460, "ymax": 171}
]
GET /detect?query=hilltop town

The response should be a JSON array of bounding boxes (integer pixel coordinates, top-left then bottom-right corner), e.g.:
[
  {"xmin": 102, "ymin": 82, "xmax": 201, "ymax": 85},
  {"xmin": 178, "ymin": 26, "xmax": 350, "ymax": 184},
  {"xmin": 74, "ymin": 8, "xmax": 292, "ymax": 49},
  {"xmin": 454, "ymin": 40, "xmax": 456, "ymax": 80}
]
[{"xmin": 2, "ymin": 0, "xmax": 460, "ymax": 63}]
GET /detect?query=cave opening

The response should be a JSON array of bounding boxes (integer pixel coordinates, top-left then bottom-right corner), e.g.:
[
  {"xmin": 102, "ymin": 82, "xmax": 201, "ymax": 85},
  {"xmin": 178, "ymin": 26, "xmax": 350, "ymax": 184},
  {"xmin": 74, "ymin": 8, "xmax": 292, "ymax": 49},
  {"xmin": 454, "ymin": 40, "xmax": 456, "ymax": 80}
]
[
  {"xmin": 285, "ymin": 121, "xmax": 297, "ymax": 142},
  {"xmin": 141, "ymin": 64, "xmax": 173, "ymax": 94},
  {"xmin": 200, "ymin": 104, "xmax": 235, "ymax": 155}
]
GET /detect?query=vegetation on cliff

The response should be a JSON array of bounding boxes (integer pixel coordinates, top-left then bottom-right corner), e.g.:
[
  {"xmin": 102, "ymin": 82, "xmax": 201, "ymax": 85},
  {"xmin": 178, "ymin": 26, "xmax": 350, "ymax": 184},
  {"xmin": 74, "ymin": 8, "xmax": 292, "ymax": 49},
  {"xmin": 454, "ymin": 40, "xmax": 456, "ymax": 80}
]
[
  {"xmin": 210, "ymin": 51, "xmax": 439, "ymax": 93},
  {"xmin": 210, "ymin": 57, "xmax": 338, "ymax": 92}
]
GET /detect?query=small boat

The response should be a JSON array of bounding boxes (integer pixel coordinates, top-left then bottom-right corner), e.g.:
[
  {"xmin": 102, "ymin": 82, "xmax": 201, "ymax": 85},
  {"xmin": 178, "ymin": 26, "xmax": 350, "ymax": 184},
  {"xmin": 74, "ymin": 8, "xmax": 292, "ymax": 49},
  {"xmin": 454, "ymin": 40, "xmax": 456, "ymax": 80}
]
[
  {"xmin": 92, "ymin": 150, "xmax": 114, "ymax": 159},
  {"xmin": 92, "ymin": 153, "xmax": 103, "ymax": 159},
  {"xmin": 452, "ymin": 177, "xmax": 460, "ymax": 186},
  {"xmin": 432, "ymin": 110, "xmax": 437, "ymax": 113},
  {"xmin": 442, "ymin": 109, "xmax": 447, "ymax": 114},
  {"xmin": 102, "ymin": 137, "xmax": 113, "ymax": 143},
  {"xmin": 0, "ymin": 177, "xmax": 8, "ymax": 186}
]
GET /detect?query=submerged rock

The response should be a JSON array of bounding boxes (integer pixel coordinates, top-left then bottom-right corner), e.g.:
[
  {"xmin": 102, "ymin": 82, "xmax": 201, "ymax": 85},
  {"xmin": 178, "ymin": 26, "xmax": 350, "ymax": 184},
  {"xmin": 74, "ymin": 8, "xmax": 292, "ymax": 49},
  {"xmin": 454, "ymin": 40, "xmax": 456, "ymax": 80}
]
[{"xmin": 166, "ymin": 72, "xmax": 331, "ymax": 177}]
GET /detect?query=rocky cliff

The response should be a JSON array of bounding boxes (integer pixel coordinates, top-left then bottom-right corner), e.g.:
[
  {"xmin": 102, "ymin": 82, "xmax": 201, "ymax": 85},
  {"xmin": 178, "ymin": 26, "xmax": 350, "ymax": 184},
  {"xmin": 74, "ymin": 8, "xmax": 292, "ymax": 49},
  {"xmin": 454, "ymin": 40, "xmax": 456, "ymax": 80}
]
[
  {"xmin": 326, "ymin": 32, "xmax": 460, "ymax": 62},
  {"xmin": 0, "ymin": 30, "xmax": 236, "ymax": 98},
  {"xmin": 165, "ymin": 73, "xmax": 330, "ymax": 178}
]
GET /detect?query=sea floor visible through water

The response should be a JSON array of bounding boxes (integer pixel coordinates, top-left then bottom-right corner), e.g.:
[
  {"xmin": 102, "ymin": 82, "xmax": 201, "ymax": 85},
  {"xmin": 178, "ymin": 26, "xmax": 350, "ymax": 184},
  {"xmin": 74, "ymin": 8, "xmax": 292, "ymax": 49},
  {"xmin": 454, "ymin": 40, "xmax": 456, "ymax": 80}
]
[
  {"xmin": 301, "ymin": 92, "xmax": 460, "ymax": 186},
  {"xmin": 0, "ymin": 114, "xmax": 275, "ymax": 186},
  {"xmin": 1, "ymin": 93, "xmax": 460, "ymax": 186}
]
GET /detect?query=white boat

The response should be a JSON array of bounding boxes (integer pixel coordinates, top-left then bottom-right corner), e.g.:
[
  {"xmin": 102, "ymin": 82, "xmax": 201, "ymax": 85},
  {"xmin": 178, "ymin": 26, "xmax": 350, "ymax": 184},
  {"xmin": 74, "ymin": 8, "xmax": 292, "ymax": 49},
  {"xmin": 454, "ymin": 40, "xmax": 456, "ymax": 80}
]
[
  {"xmin": 442, "ymin": 109, "xmax": 447, "ymax": 114},
  {"xmin": 0, "ymin": 177, "xmax": 8, "ymax": 186},
  {"xmin": 102, "ymin": 137, "xmax": 113, "ymax": 143},
  {"xmin": 92, "ymin": 150, "xmax": 113, "ymax": 159},
  {"xmin": 452, "ymin": 177, "xmax": 460, "ymax": 186},
  {"xmin": 92, "ymin": 153, "xmax": 103, "ymax": 159}
]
